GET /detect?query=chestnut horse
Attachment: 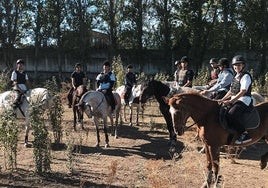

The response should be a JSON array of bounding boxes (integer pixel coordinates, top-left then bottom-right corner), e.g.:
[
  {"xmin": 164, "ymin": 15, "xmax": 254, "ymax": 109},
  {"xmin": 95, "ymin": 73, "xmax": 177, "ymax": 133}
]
[
  {"xmin": 71, "ymin": 85, "xmax": 87, "ymax": 131},
  {"xmin": 166, "ymin": 92, "xmax": 268, "ymax": 187}
]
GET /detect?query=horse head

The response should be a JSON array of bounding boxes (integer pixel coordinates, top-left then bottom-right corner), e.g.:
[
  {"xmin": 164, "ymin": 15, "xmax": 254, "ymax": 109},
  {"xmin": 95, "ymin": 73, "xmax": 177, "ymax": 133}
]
[{"xmin": 164, "ymin": 94, "xmax": 190, "ymax": 136}]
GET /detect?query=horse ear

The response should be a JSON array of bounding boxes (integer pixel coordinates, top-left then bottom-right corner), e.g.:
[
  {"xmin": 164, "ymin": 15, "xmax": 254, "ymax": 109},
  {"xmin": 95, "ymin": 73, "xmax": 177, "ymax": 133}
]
[{"xmin": 162, "ymin": 96, "xmax": 170, "ymax": 104}]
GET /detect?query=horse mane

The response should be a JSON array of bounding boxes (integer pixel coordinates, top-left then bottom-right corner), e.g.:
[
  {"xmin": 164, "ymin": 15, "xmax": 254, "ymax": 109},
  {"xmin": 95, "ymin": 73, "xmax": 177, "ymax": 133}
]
[{"xmin": 172, "ymin": 91, "xmax": 218, "ymax": 105}]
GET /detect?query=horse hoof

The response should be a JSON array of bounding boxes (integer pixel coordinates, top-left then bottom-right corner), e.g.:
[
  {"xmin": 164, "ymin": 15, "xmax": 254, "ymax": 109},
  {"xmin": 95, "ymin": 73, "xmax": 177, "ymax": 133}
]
[
  {"xmin": 260, "ymin": 156, "xmax": 267, "ymax": 169},
  {"xmin": 105, "ymin": 144, "xmax": 110, "ymax": 148},
  {"xmin": 24, "ymin": 143, "xmax": 29, "ymax": 148},
  {"xmin": 129, "ymin": 123, "xmax": 132, "ymax": 126},
  {"xmin": 95, "ymin": 144, "xmax": 100, "ymax": 148}
]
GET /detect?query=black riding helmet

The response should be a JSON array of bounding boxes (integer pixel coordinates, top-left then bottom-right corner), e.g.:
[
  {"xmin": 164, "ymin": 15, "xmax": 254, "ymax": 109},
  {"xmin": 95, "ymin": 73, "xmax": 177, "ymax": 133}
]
[
  {"xmin": 75, "ymin": 63, "xmax": 81, "ymax": 68},
  {"xmin": 217, "ymin": 58, "xmax": 230, "ymax": 68},
  {"xmin": 209, "ymin": 58, "xmax": 217, "ymax": 64},
  {"xmin": 232, "ymin": 55, "xmax": 245, "ymax": 65},
  {"xmin": 102, "ymin": 60, "xmax": 111, "ymax": 67},
  {"xmin": 16, "ymin": 59, "xmax": 25, "ymax": 65},
  {"xmin": 127, "ymin": 64, "xmax": 133, "ymax": 69}
]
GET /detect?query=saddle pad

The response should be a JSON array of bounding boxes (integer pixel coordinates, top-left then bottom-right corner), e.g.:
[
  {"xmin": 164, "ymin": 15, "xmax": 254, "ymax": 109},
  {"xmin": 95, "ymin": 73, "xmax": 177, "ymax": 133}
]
[{"xmin": 243, "ymin": 108, "xmax": 260, "ymax": 130}]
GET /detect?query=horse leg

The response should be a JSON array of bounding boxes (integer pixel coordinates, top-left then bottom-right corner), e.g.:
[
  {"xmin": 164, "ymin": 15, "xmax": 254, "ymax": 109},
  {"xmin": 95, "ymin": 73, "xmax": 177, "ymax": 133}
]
[
  {"xmin": 77, "ymin": 109, "xmax": 84, "ymax": 130},
  {"xmin": 162, "ymin": 109, "xmax": 176, "ymax": 147},
  {"xmin": 103, "ymin": 117, "xmax": 109, "ymax": 148},
  {"xmin": 123, "ymin": 105, "xmax": 127, "ymax": 122},
  {"xmin": 24, "ymin": 124, "xmax": 29, "ymax": 147},
  {"xmin": 201, "ymin": 144, "xmax": 213, "ymax": 188},
  {"xmin": 129, "ymin": 105, "xmax": 133, "ymax": 126},
  {"xmin": 93, "ymin": 117, "xmax": 100, "ymax": 147},
  {"xmin": 73, "ymin": 108, "xmax": 77, "ymax": 131},
  {"xmin": 114, "ymin": 109, "xmax": 120, "ymax": 139},
  {"xmin": 260, "ymin": 151, "xmax": 268, "ymax": 169},
  {"xmin": 136, "ymin": 105, "xmax": 139, "ymax": 126}
]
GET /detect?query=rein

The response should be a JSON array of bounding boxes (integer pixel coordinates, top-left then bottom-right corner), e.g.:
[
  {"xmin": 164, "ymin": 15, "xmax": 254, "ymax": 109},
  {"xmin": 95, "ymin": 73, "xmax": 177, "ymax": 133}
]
[
  {"xmin": 86, "ymin": 92, "xmax": 105, "ymax": 115},
  {"xmin": 185, "ymin": 121, "xmax": 198, "ymax": 130}
]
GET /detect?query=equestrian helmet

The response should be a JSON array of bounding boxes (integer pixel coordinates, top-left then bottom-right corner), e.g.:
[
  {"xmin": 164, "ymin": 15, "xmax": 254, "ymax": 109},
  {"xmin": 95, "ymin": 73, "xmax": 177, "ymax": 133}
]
[
  {"xmin": 127, "ymin": 64, "xmax": 133, "ymax": 69},
  {"xmin": 75, "ymin": 63, "xmax": 81, "ymax": 68},
  {"xmin": 180, "ymin": 56, "xmax": 189, "ymax": 63},
  {"xmin": 16, "ymin": 59, "xmax": 25, "ymax": 65},
  {"xmin": 232, "ymin": 55, "xmax": 245, "ymax": 65},
  {"xmin": 209, "ymin": 58, "xmax": 217, "ymax": 64},
  {"xmin": 217, "ymin": 58, "xmax": 230, "ymax": 68},
  {"xmin": 102, "ymin": 60, "xmax": 111, "ymax": 67}
]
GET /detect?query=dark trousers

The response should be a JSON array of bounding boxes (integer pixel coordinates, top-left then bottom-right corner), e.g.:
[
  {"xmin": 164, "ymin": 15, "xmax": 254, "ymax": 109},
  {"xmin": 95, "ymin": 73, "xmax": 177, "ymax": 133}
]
[
  {"xmin": 14, "ymin": 90, "xmax": 23, "ymax": 105},
  {"xmin": 124, "ymin": 87, "xmax": 132, "ymax": 103},
  {"xmin": 67, "ymin": 87, "xmax": 75, "ymax": 105},
  {"xmin": 106, "ymin": 90, "xmax": 115, "ymax": 111},
  {"xmin": 227, "ymin": 101, "xmax": 252, "ymax": 133}
]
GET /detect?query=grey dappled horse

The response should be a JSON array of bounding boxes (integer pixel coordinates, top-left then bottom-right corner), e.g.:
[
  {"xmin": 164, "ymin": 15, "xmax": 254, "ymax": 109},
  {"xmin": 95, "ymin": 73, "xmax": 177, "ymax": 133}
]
[
  {"xmin": 116, "ymin": 84, "xmax": 144, "ymax": 126},
  {"xmin": 0, "ymin": 88, "xmax": 55, "ymax": 147},
  {"xmin": 78, "ymin": 90, "xmax": 121, "ymax": 148}
]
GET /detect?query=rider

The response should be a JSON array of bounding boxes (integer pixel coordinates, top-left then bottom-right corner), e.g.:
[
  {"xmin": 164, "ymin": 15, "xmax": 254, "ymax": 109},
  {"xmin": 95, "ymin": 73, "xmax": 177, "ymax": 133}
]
[
  {"xmin": 96, "ymin": 60, "xmax": 116, "ymax": 112},
  {"xmin": 219, "ymin": 55, "xmax": 253, "ymax": 144},
  {"xmin": 200, "ymin": 58, "xmax": 233, "ymax": 99},
  {"xmin": 193, "ymin": 58, "xmax": 219, "ymax": 91},
  {"xmin": 174, "ymin": 56, "xmax": 194, "ymax": 87},
  {"xmin": 124, "ymin": 64, "xmax": 137, "ymax": 105},
  {"xmin": 11, "ymin": 59, "xmax": 30, "ymax": 108},
  {"xmin": 67, "ymin": 63, "xmax": 87, "ymax": 108}
]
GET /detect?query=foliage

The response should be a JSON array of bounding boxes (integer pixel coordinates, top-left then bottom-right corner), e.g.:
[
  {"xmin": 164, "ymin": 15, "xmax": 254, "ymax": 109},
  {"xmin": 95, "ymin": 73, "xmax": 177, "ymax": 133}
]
[
  {"xmin": 45, "ymin": 76, "xmax": 64, "ymax": 143},
  {"xmin": 65, "ymin": 131, "xmax": 75, "ymax": 174},
  {"xmin": 112, "ymin": 55, "xmax": 125, "ymax": 88},
  {"xmin": 136, "ymin": 72, "xmax": 147, "ymax": 84},
  {"xmin": 30, "ymin": 105, "xmax": 51, "ymax": 175},
  {"xmin": 253, "ymin": 72, "xmax": 268, "ymax": 96},
  {"xmin": 154, "ymin": 73, "xmax": 169, "ymax": 81},
  {"xmin": 0, "ymin": 71, "xmax": 12, "ymax": 92},
  {"xmin": 192, "ymin": 66, "xmax": 210, "ymax": 86},
  {"xmin": 0, "ymin": 110, "xmax": 19, "ymax": 171}
]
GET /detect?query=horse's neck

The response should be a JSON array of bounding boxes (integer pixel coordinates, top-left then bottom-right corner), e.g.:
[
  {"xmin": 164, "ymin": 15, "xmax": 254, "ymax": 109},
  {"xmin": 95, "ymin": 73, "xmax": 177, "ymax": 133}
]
[
  {"xmin": 183, "ymin": 95, "xmax": 216, "ymax": 119},
  {"xmin": 153, "ymin": 82, "xmax": 170, "ymax": 100}
]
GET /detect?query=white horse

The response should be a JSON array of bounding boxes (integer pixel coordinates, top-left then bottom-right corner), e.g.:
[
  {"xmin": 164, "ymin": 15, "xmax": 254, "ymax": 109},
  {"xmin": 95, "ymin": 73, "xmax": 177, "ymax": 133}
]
[
  {"xmin": 0, "ymin": 88, "xmax": 55, "ymax": 147},
  {"xmin": 116, "ymin": 85, "xmax": 144, "ymax": 126},
  {"xmin": 78, "ymin": 90, "xmax": 121, "ymax": 147}
]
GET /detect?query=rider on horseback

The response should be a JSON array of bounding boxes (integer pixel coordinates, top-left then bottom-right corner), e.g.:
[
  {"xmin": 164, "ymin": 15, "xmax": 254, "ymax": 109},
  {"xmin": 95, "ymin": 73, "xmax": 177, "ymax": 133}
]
[
  {"xmin": 200, "ymin": 58, "xmax": 234, "ymax": 99},
  {"xmin": 174, "ymin": 56, "xmax": 194, "ymax": 87},
  {"xmin": 124, "ymin": 64, "xmax": 136, "ymax": 105},
  {"xmin": 219, "ymin": 55, "xmax": 253, "ymax": 144},
  {"xmin": 96, "ymin": 60, "xmax": 116, "ymax": 112},
  {"xmin": 11, "ymin": 59, "xmax": 30, "ymax": 108},
  {"xmin": 67, "ymin": 63, "xmax": 87, "ymax": 108}
]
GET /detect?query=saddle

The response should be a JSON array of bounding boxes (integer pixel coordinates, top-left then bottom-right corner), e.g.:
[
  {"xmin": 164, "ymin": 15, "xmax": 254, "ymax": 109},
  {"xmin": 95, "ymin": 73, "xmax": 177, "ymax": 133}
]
[{"xmin": 219, "ymin": 104, "xmax": 260, "ymax": 134}]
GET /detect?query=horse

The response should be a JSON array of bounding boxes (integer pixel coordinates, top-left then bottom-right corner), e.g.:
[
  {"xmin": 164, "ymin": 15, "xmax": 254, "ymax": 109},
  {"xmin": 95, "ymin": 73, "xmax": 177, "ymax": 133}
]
[
  {"xmin": 116, "ymin": 85, "xmax": 144, "ymax": 126},
  {"xmin": 70, "ymin": 85, "xmax": 87, "ymax": 131},
  {"xmin": 0, "ymin": 88, "xmax": 55, "ymax": 147},
  {"xmin": 78, "ymin": 90, "xmax": 121, "ymax": 148},
  {"xmin": 165, "ymin": 92, "xmax": 268, "ymax": 187},
  {"xmin": 139, "ymin": 79, "xmax": 197, "ymax": 147}
]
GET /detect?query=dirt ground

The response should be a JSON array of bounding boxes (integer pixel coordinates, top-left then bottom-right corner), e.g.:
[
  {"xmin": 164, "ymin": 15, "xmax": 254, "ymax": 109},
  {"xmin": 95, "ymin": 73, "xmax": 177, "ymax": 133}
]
[{"xmin": 0, "ymin": 101, "xmax": 268, "ymax": 188}]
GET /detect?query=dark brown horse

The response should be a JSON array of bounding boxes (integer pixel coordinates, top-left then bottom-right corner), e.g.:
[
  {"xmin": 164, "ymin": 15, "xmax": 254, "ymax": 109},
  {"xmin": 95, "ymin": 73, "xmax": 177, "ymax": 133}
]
[
  {"xmin": 165, "ymin": 92, "xmax": 268, "ymax": 188},
  {"xmin": 71, "ymin": 85, "xmax": 87, "ymax": 131}
]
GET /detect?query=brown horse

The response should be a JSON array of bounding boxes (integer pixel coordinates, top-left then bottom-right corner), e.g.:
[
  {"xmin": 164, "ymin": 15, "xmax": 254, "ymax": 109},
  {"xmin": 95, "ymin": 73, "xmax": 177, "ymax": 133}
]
[
  {"xmin": 71, "ymin": 85, "xmax": 87, "ymax": 131},
  {"xmin": 165, "ymin": 92, "xmax": 268, "ymax": 188}
]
